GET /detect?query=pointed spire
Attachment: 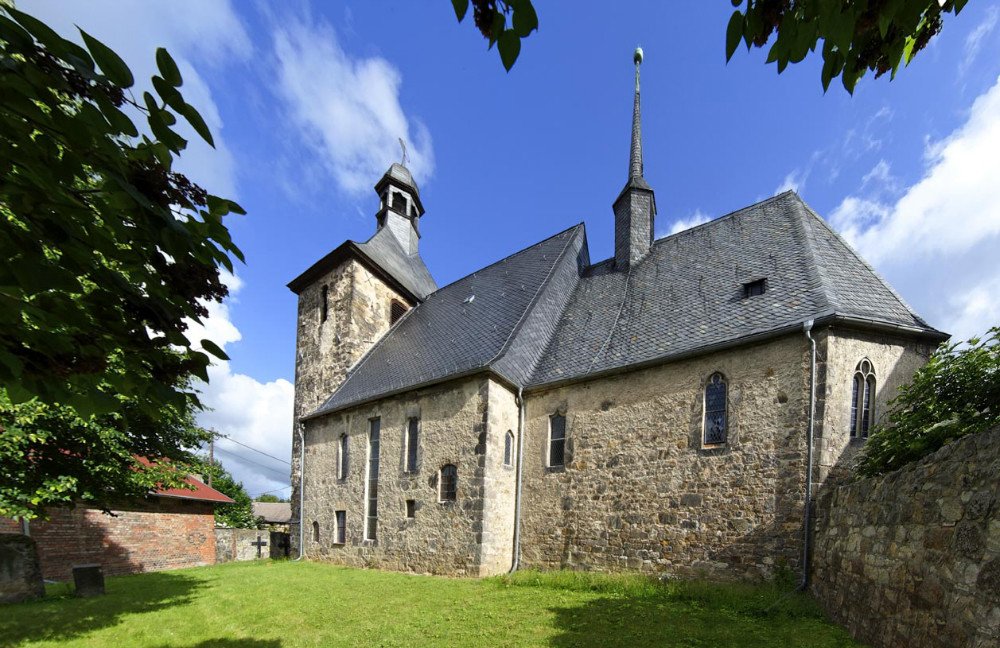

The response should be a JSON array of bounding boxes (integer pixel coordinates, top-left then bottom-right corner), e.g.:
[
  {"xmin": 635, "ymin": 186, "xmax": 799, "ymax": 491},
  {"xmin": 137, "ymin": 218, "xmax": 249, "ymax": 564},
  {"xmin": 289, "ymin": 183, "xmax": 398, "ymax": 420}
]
[
  {"xmin": 629, "ymin": 46, "xmax": 644, "ymax": 180},
  {"xmin": 613, "ymin": 46, "xmax": 656, "ymax": 270}
]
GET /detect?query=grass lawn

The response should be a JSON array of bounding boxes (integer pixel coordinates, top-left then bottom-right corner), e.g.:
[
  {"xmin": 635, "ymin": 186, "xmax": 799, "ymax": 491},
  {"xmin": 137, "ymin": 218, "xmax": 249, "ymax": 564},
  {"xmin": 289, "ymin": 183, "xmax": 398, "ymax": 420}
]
[{"xmin": 1, "ymin": 560, "xmax": 862, "ymax": 647}]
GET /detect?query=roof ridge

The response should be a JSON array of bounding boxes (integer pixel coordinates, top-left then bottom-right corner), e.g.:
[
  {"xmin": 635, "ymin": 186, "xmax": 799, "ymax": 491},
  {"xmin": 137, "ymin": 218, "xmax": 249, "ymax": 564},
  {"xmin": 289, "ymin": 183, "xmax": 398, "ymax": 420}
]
[
  {"xmin": 485, "ymin": 225, "xmax": 586, "ymax": 377},
  {"xmin": 651, "ymin": 191, "xmax": 797, "ymax": 246},
  {"xmin": 787, "ymin": 195, "xmax": 838, "ymax": 314},
  {"xmin": 428, "ymin": 222, "xmax": 585, "ymax": 295},
  {"xmin": 797, "ymin": 197, "xmax": 938, "ymax": 331}
]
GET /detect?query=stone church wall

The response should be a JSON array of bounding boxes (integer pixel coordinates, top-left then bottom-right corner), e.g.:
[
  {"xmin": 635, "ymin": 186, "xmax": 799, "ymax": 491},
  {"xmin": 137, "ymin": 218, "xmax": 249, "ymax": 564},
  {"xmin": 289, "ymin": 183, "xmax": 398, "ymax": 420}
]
[
  {"xmin": 811, "ymin": 426, "xmax": 1000, "ymax": 648},
  {"xmin": 301, "ymin": 375, "xmax": 516, "ymax": 576},
  {"xmin": 518, "ymin": 333, "xmax": 811, "ymax": 580},
  {"xmin": 290, "ymin": 257, "xmax": 412, "ymax": 556},
  {"xmin": 813, "ymin": 327, "xmax": 935, "ymax": 485}
]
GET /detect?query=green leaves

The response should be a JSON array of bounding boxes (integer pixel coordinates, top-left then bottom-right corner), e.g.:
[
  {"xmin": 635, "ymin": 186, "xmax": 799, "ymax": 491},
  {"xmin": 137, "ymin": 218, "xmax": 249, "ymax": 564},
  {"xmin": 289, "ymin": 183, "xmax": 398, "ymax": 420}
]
[
  {"xmin": 857, "ymin": 326, "xmax": 1000, "ymax": 477},
  {"xmin": 0, "ymin": 4, "xmax": 244, "ymax": 517},
  {"xmin": 452, "ymin": 0, "xmax": 538, "ymax": 72},
  {"xmin": 725, "ymin": 10, "xmax": 744, "ymax": 62},
  {"xmin": 79, "ymin": 28, "xmax": 134, "ymax": 88},
  {"xmin": 200, "ymin": 339, "xmax": 230, "ymax": 361},
  {"xmin": 728, "ymin": 0, "xmax": 961, "ymax": 94},
  {"xmin": 156, "ymin": 47, "xmax": 182, "ymax": 87}
]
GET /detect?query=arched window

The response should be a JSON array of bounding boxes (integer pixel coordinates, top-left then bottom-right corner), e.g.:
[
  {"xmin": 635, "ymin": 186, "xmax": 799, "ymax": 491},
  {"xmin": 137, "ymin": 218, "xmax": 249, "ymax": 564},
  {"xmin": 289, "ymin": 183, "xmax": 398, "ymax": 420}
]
[
  {"xmin": 390, "ymin": 299, "xmax": 407, "ymax": 325},
  {"xmin": 504, "ymin": 431, "xmax": 514, "ymax": 466},
  {"xmin": 320, "ymin": 285, "xmax": 329, "ymax": 323},
  {"xmin": 850, "ymin": 359, "xmax": 876, "ymax": 438},
  {"xmin": 704, "ymin": 373, "xmax": 727, "ymax": 445},
  {"xmin": 548, "ymin": 414, "xmax": 566, "ymax": 467},
  {"xmin": 338, "ymin": 434, "xmax": 349, "ymax": 480},
  {"xmin": 439, "ymin": 464, "xmax": 457, "ymax": 502},
  {"xmin": 312, "ymin": 520, "xmax": 320, "ymax": 542}
]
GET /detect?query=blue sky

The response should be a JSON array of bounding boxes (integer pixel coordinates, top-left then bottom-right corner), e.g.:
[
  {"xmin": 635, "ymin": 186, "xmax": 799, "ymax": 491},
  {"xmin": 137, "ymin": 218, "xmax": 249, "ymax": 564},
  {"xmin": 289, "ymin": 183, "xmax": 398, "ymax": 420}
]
[{"xmin": 24, "ymin": 1, "xmax": 1000, "ymax": 496}]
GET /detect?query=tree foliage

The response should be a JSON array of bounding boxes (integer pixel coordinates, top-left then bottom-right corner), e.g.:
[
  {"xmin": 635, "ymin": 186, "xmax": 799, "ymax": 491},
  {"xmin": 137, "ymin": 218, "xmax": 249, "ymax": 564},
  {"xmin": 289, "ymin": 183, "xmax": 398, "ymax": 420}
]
[
  {"xmin": 197, "ymin": 458, "xmax": 257, "ymax": 528},
  {"xmin": 727, "ymin": 0, "xmax": 970, "ymax": 92},
  {"xmin": 0, "ymin": 6, "xmax": 243, "ymax": 419},
  {"xmin": 452, "ymin": 0, "xmax": 967, "ymax": 91},
  {"xmin": 857, "ymin": 327, "xmax": 1000, "ymax": 477},
  {"xmin": 255, "ymin": 493, "xmax": 289, "ymax": 503},
  {"xmin": 0, "ymin": 371, "xmax": 209, "ymax": 519},
  {"xmin": 450, "ymin": 0, "xmax": 538, "ymax": 71}
]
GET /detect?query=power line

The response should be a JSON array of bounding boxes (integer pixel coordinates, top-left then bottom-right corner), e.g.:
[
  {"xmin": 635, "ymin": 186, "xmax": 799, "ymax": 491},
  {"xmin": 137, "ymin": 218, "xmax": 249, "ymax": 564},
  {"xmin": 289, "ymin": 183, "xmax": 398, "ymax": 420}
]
[
  {"xmin": 215, "ymin": 434, "xmax": 291, "ymax": 466},
  {"xmin": 213, "ymin": 446, "xmax": 290, "ymax": 479},
  {"xmin": 256, "ymin": 484, "xmax": 292, "ymax": 496}
]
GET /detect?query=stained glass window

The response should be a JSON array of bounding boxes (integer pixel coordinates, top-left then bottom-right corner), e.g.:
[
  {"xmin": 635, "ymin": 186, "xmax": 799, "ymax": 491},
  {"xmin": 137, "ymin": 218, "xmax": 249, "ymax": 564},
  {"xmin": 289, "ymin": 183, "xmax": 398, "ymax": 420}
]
[{"xmin": 704, "ymin": 373, "xmax": 727, "ymax": 445}]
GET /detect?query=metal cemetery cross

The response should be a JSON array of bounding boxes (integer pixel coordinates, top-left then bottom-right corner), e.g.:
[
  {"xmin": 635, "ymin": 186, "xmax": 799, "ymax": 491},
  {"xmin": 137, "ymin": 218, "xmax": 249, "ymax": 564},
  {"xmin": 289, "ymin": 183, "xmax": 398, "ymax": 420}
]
[{"xmin": 252, "ymin": 534, "xmax": 268, "ymax": 558}]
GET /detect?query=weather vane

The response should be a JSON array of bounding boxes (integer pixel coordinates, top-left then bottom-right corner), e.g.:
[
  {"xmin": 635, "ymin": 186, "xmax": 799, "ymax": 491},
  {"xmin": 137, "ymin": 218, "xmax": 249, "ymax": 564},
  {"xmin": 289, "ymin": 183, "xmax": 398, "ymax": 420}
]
[{"xmin": 398, "ymin": 137, "xmax": 409, "ymax": 166}]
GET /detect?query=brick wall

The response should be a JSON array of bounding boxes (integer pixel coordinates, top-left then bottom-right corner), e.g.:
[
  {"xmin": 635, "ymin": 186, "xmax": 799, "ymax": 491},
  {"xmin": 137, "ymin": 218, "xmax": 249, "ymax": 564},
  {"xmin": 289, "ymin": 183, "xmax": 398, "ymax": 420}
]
[
  {"xmin": 1, "ymin": 498, "xmax": 217, "ymax": 581},
  {"xmin": 811, "ymin": 427, "xmax": 1000, "ymax": 648}
]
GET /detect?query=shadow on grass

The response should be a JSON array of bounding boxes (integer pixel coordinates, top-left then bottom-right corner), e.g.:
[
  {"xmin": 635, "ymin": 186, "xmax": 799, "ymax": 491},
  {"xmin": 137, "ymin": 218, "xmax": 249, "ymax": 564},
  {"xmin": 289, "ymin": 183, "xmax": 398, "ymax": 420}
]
[
  {"xmin": 0, "ymin": 571, "xmax": 206, "ymax": 646},
  {"xmin": 152, "ymin": 641, "xmax": 283, "ymax": 648},
  {"xmin": 495, "ymin": 571, "xmax": 857, "ymax": 648}
]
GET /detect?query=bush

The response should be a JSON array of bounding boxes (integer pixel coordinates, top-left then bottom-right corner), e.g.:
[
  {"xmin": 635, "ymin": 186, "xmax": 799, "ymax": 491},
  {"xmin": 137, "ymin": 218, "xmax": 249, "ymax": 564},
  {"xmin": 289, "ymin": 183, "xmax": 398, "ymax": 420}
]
[{"xmin": 857, "ymin": 326, "xmax": 1000, "ymax": 477}]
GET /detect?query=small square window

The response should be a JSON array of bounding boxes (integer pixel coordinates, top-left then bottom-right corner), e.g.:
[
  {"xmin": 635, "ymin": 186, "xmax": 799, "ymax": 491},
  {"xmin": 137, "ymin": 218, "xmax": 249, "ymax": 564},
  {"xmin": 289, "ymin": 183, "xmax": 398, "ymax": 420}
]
[
  {"xmin": 405, "ymin": 500, "xmax": 416, "ymax": 519},
  {"xmin": 743, "ymin": 279, "xmax": 766, "ymax": 298}
]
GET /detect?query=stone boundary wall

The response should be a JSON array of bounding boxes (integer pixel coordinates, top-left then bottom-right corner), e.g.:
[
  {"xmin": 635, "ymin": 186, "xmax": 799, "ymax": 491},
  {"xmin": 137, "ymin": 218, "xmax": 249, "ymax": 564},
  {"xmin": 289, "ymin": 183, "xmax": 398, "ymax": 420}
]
[
  {"xmin": 215, "ymin": 528, "xmax": 272, "ymax": 563},
  {"xmin": 811, "ymin": 427, "xmax": 1000, "ymax": 648}
]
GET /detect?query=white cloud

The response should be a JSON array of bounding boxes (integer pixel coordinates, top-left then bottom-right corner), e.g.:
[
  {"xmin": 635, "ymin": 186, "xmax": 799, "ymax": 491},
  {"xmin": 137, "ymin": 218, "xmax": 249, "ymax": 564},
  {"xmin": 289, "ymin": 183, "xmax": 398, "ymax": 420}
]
[
  {"xmin": 960, "ymin": 7, "xmax": 998, "ymax": 76},
  {"xmin": 272, "ymin": 18, "xmax": 434, "ymax": 196},
  {"xmin": 829, "ymin": 75, "xmax": 1000, "ymax": 342},
  {"xmin": 20, "ymin": 0, "xmax": 251, "ymax": 199},
  {"xmin": 775, "ymin": 170, "xmax": 805, "ymax": 195},
  {"xmin": 186, "ymin": 274, "xmax": 294, "ymax": 497},
  {"xmin": 659, "ymin": 209, "xmax": 712, "ymax": 238}
]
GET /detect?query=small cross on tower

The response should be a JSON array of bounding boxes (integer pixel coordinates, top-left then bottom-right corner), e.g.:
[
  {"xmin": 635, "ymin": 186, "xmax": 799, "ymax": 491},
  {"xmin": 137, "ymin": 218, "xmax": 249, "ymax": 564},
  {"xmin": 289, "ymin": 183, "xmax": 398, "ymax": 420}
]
[{"xmin": 251, "ymin": 534, "xmax": 268, "ymax": 559}]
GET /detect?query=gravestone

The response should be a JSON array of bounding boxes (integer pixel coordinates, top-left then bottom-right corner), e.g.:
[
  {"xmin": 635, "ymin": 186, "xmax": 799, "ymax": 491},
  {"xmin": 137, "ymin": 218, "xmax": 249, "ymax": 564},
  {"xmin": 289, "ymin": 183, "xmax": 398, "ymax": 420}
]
[
  {"xmin": 73, "ymin": 564, "xmax": 105, "ymax": 597},
  {"xmin": 0, "ymin": 534, "xmax": 44, "ymax": 603}
]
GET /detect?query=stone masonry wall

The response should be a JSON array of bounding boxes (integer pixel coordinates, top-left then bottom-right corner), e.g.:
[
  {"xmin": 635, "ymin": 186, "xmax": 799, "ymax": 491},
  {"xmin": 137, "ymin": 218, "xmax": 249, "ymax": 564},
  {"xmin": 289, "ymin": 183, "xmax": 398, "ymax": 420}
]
[
  {"xmin": 214, "ymin": 528, "xmax": 272, "ymax": 563},
  {"xmin": 811, "ymin": 427, "xmax": 1000, "ymax": 648},
  {"xmin": 0, "ymin": 499, "xmax": 217, "ymax": 581},
  {"xmin": 301, "ymin": 375, "xmax": 516, "ymax": 576},
  {"xmin": 519, "ymin": 334, "xmax": 811, "ymax": 580},
  {"xmin": 290, "ymin": 257, "xmax": 411, "ymax": 555},
  {"xmin": 814, "ymin": 327, "xmax": 934, "ymax": 485},
  {"xmin": 479, "ymin": 379, "xmax": 519, "ymax": 575}
]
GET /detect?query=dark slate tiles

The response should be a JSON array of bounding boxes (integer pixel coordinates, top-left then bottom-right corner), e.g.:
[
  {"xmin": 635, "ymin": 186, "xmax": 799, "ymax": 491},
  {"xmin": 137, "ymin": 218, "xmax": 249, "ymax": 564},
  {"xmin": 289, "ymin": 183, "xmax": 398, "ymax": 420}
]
[{"xmin": 357, "ymin": 227, "xmax": 437, "ymax": 300}]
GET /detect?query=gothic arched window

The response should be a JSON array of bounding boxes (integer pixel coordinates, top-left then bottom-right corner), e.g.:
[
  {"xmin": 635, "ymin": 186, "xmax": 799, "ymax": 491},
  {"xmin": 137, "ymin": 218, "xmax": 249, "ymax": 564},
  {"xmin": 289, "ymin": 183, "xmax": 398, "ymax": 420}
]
[
  {"xmin": 504, "ymin": 431, "xmax": 514, "ymax": 466},
  {"xmin": 850, "ymin": 359, "xmax": 876, "ymax": 438},
  {"xmin": 439, "ymin": 464, "xmax": 457, "ymax": 502},
  {"xmin": 312, "ymin": 520, "xmax": 320, "ymax": 542},
  {"xmin": 704, "ymin": 373, "xmax": 728, "ymax": 445}
]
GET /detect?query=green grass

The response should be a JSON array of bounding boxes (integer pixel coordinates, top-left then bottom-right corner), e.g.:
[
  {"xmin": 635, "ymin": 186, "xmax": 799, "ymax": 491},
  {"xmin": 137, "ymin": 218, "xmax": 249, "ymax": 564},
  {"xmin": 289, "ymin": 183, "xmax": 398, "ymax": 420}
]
[{"xmin": 1, "ymin": 561, "xmax": 863, "ymax": 647}]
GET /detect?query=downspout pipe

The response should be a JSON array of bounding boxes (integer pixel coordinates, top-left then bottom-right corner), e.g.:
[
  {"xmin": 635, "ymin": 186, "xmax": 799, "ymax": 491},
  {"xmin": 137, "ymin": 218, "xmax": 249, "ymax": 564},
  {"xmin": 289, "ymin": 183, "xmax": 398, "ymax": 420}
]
[
  {"xmin": 295, "ymin": 424, "xmax": 306, "ymax": 561},
  {"xmin": 798, "ymin": 319, "xmax": 817, "ymax": 590},
  {"xmin": 509, "ymin": 387, "xmax": 526, "ymax": 573}
]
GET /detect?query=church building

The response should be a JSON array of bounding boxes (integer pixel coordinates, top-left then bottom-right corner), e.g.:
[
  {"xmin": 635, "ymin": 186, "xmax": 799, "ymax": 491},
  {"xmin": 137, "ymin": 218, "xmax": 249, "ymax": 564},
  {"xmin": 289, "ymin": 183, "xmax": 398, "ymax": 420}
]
[{"xmin": 286, "ymin": 50, "xmax": 947, "ymax": 579}]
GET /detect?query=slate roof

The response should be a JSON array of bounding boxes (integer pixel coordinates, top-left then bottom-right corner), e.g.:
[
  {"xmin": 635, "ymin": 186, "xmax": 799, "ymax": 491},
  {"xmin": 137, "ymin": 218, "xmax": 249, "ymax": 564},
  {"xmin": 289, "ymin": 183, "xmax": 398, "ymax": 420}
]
[
  {"xmin": 356, "ymin": 227, "xmax": 437, "ymax": 299},
  {"xmin": 306, "ymin": 191, "xmax": 946, "ymax": 418},
  {"xmin": 312, "ymin": 225, "xmax": 585, "ymax": 416},
  {"xmin": 288, "ymin": 226, "xmax": 437, "ymax": 301}
]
